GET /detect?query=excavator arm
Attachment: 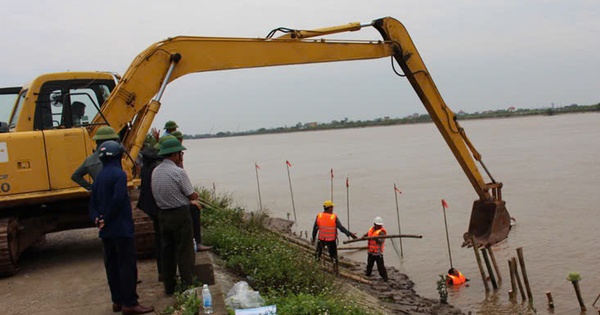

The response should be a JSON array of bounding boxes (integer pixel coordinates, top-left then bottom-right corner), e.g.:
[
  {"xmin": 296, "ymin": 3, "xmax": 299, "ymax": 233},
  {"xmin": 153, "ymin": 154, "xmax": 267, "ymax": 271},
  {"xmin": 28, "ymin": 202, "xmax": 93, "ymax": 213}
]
[{"xmin": 92, "ymin": 17, "xmax": 510, "ymax": 246}]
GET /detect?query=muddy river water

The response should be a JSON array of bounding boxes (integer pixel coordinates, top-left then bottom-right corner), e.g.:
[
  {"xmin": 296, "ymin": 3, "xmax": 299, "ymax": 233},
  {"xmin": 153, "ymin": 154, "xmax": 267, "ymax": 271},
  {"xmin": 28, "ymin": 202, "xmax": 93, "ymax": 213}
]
[{"xmin": 183, "ymin": 113, "xmax": 600, "ymax": 314}]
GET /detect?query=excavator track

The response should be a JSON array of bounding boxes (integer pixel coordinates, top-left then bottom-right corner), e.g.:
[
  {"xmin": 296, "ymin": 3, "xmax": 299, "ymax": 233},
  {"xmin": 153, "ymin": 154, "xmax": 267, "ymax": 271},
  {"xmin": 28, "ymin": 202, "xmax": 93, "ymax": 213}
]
[
  {"xmin": 0, "ymin": 218, "xmax": 19, "ymax": 276},
  {"xmin": 133, "ymin": 208, "xmax": 155, "ymax": 259}
]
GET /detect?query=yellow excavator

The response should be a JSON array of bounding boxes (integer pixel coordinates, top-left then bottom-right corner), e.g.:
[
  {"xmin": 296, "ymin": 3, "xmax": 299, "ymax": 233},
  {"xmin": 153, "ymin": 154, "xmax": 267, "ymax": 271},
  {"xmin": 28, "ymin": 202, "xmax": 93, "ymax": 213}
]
[{"xmin": 0, "ymin": 17, "xmax": 510, "ymax": 276}]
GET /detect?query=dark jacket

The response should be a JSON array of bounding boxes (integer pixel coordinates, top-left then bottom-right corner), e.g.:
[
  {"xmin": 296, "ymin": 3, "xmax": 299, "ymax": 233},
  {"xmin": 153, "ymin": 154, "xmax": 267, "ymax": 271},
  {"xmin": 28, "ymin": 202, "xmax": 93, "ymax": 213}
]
[
  {"xmin": 136, "ymin": 147, "xmax": 162, "ymax": 218},
  {"xmin": 89, "ymin": 157, "xmax": 134, "ymax": 239}
]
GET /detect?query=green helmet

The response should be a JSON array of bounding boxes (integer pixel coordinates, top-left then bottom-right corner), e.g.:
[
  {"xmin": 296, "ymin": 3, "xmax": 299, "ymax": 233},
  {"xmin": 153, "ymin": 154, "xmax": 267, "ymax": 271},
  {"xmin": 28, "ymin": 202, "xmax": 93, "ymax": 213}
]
[
  {"xmin": 170, "ymin": 130, "xmax": 183, "ymax": 139},
  {"xmin": 158, "ymin": 137, "xmax": 187, "ymax": 156},
  {"xmin": 164, "ymin": 120, "xmax": 178, "ymax": 130},
  {"xmin": 92, "ymin": 126, "xmax": 120, "ymax": 141},
  {"xmin": 153, "ymin": 135, "xmax": 176, "ymax": 150}
]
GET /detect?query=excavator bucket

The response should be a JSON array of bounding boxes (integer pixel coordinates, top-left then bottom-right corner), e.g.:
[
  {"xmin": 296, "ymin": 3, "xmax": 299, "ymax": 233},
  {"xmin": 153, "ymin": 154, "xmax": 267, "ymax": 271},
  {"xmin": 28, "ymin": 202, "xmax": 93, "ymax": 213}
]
[{"xmin": 464, "ymin": 199, "xmax": 511, "ymax": 247}]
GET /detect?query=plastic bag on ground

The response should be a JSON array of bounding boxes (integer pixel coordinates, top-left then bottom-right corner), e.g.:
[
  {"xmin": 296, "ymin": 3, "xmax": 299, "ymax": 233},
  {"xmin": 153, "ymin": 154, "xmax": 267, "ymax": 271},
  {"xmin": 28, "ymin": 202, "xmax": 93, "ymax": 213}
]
[{"xmin": 226, "ymin": 281, "xmax": 265, "ymax": 309}]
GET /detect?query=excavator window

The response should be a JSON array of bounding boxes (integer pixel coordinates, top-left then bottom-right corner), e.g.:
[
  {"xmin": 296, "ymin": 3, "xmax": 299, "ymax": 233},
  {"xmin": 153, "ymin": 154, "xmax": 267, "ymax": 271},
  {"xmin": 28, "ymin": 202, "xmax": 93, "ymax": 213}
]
[{"xmin": 33, "ymin": 79, "xmax": 115, "ymax": 130}]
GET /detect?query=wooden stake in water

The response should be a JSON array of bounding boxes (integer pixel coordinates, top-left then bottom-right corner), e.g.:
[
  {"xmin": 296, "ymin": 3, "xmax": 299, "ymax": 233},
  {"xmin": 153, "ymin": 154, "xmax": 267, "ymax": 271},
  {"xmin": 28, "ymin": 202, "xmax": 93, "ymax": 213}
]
[
  {"xmin": 508, "ymin": 259, "xmax": 517, "ymax": 302},
  {"xmin": 441, "ymin": 199, "xmax": 452, "ymax": 268},
  {"xmin": 516, "ymin": 247, "xmax": 533, "ymax": 301},
  {"xmin": 285, "ymin": 160, "xmax": 297, "ymax": 223},
  {"xmin": 346, "ymin": 178, "xmax": 350, "ymax": 230},
  {"xmin": 394, "ymin": 184, "xmax": 403, "ymax": 257},
  {"xmin": 481, "ymin": 248, "xmax": 498, "ymax": 289},
  {"xmin": 255, "ymin": 163, "xmax": 263, "ymax": 211},
  {"xmin": 546, "ymin": 291, "xmax": 554, "ymax": 308},
  {"xmin": 511, "ymin": 257, "xmax": 526, "ymax": 301},
  {"xmin": 470, "ymin": 235, "xmax": 489, "ymax": 291},
  {"xmin": 330, "ymin": 168, "xmax": 334, "ymax": 201},
  {"xmin": 487, "ymin": 245, "xmax": 502, "ymax": 283}
]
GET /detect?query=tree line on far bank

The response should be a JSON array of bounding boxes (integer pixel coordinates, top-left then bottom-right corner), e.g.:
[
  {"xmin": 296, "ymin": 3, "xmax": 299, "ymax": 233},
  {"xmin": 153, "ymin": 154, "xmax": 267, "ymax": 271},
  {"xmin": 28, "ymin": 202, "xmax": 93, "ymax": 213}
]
[{"xmin": 180, "ymin": 102, "xmax": 600, "ymax": 140}]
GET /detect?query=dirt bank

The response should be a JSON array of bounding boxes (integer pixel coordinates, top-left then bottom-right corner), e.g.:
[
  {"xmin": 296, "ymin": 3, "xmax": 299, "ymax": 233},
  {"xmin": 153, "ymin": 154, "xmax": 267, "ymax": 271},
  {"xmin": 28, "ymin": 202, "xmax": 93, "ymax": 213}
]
[{"xmin": 265, "ymin": 217, "xmax": 465, "ymax": 315}]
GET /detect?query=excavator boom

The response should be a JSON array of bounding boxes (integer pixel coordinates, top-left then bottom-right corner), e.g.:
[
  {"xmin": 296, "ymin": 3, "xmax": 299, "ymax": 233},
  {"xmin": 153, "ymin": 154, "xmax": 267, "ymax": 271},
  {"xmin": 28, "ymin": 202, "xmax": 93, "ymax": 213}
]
[{"xmin": 93, "ymin": 17, "xmax": 510, "ymax": 246}]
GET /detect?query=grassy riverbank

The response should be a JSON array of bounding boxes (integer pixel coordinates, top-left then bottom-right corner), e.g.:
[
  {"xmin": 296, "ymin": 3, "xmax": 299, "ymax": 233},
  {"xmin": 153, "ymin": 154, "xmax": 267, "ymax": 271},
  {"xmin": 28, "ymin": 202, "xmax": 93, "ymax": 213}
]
[{"xmin": 163, "ymin": 188, "xmax": 383, "ymax": 315}]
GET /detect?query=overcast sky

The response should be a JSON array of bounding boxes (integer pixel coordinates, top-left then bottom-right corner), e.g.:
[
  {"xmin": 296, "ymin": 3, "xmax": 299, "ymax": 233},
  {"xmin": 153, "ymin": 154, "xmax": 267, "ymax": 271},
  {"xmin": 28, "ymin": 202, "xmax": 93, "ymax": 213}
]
[{"xmin": 2, "ymin": 0, "xmax": 598, "ymax": 134}]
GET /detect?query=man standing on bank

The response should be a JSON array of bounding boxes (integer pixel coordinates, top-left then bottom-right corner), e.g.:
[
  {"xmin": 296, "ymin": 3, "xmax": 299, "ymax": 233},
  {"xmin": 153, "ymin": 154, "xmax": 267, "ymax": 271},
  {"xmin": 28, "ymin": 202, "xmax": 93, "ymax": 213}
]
[
  {"xmin": 364, "ymin": 216, "xmax": 389, "ymax": 281},
  {"xmin": 151, "ymin": 138, "xmax": 202, "ymax": 294},
  {"xmin": 311, "ymin": 200, "xmax": 357, "ymax": 273},
  {"xmin": 89, "ymin": 141, "xmax": 154, "ymax": 314}
]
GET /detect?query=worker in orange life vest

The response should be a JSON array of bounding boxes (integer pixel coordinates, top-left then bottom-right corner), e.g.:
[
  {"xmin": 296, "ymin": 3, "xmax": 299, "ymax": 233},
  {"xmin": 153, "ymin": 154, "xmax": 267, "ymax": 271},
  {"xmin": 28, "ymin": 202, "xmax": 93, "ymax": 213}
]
[
  {"xmin": 311, "ymin": 200, "xmax": 357, "ymax": 273},
  {"xmin": 363, "ymin": 216, "xmax": 389, "ymax": 281},
  {"xmin": 446, "ymin": 268, "xmax": 468, "ymax": 285}
]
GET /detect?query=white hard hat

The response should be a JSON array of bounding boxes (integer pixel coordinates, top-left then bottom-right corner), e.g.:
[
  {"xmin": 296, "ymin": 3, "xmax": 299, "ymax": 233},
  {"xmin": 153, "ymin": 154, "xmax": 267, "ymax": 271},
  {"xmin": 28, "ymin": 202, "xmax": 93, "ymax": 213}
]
[{"xmin": 373, "ymin": 216, "xmax": 384, "ymax": 226}]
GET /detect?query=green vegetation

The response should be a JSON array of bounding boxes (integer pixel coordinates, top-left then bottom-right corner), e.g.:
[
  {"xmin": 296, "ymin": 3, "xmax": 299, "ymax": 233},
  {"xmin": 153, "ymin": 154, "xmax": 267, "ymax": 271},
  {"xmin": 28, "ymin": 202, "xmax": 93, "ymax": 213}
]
[
  {"xmin": 566, "ymin": 272, "xmax": 581, "ymax": 282},
  {"xmin": 182, "ymin": 102, "xmax": 600, "ymax": 139},
  {"xmin": 162, "ymin": 188, "xmax": 381, "ymax": 315},
  {"xmin": 436, "ymin": 275, "xmax": 448, "ymax": 304}
]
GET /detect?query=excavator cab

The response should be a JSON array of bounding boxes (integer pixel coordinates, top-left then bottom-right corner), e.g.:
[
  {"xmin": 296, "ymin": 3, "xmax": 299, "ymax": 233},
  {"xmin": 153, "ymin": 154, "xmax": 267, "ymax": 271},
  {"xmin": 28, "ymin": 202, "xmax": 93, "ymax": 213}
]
[{"xmin": 464, "ymin": 183, "xmax": 511, "ymax": 247}]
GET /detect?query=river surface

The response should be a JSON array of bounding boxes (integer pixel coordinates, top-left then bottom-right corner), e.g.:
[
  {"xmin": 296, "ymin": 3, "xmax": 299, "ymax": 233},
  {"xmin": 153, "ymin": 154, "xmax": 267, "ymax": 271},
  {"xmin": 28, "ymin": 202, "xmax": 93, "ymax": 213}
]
[{"xmin": 181, "ymin": 113, "xmax": 600, "ymax": 314}]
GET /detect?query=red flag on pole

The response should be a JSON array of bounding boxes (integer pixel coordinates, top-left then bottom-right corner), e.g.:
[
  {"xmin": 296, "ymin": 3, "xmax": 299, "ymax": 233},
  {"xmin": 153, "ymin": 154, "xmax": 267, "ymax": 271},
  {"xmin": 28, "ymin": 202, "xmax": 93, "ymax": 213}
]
[
  {"xmin": 442, "ymin": 199, "xmax": 449, "ymax": 209},
  {"xmin": 346, "ymin": 177, "xmax": 349, "ymax": 187},
  {"xmin": 286, "ymin": 160, "xmax": 292, "ymax": 167},
  {"xmin": 330, "ymin": 168, "xmax": 334, "ymax": 179},
  {"xmin": 394, "ymin": 186, "xmax": 403, "ymax": 194},
  {"xmin": 255, "ymin": 163, "xmax": 260, "ymax": 170}
]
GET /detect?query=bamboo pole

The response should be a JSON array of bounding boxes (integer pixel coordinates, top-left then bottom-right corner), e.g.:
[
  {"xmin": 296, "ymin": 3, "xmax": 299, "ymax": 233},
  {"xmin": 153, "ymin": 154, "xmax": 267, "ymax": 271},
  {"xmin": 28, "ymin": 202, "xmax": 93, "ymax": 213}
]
[
  {"xmin": 471, "ymin": 235, "xmax": 489, "ymax": 292},
  {"xmin": 545, "ymin": 291, "xmax": 554, "ymax": 308},
  {"xmin": 338, "ymin": 246, "xmax": 368, "ymax": 251},
  {"xmin": 343, "ymin": 234, "xmax": 423, "ymax": 244},
  {"xmin": 285, "ymin": 160, "xmax": 297, "ymax": 223},
  {"xmin": 481, "ymin": 248, "xmax": 498, "ymax": 289},
  {"xmin": 516, "ymin": 247, "xmax": 533, "ymax": 301},
  {"xmin": 254, "ymin": 163, "xmax": 263, "ymax": 212},
  {"xmin": 508, "ymin": 259, "xmax": 517, "ymax": 302},
  {"xmin": 393, "ymin": 184, "xmax": 403, "ymax": 257},
  {"xmin": 592, "ymin": 290, "xmax": 600, "ymax": 307},
  {"xmin": 268, "ymin": 229, "xmax": 355, "ymax": 268},
  {"xmin": 346, "ymin": 178, "xmax": 350, "ymax": 231},
  {"xmin": 330, "ymin": 168, "xmax": 334, "ymax": 201},
  {"xmin": 511, "ymin": 257, "xmax": 526, "ymax": 301},
  {"xmin": 570, "ymin": 280, "xmax": 586, "ymax": 311},
  {"xmin": 487, "ymin": 246, "xmax": 502, "ymax": 283},
  {"xmin": 441, "ymin": 199, "xmax": 452, "ymax": 268}
]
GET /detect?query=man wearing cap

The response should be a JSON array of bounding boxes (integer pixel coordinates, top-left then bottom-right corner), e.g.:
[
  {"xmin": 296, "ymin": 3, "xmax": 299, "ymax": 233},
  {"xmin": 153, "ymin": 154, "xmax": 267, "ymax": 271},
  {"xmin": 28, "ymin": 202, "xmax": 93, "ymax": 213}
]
[
  {"xmin": 311, "ymin": 200, "xmax": 357, "ymax": 273},
  {"xmin": 71, "ymin": 126, "xmax": 120, "ymax": 190},
  {"xmin": 89, "ymin": 141, "xmax": 154, "ymax": 314},
  {"xmin": 151, "ymin": 138, "xmax": 202, "ymax": 295},
  {"xmin": 363, "ymin": 216, "xmax": 389, "ymax": 281},
  {"xmin": 162, "ymin": 120, "xmax": 178, "ymax": 137},
  {"xmin": 170, "ymin": 131, "xmax": 183, "ymax": 143}
]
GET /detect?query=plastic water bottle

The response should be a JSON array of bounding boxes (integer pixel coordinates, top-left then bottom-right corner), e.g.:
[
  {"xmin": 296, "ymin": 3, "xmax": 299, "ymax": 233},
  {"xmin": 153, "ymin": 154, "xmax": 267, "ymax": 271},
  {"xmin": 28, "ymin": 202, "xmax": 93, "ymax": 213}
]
[
  {"xmin": 201, "ymin": 284, "xmax": 213, "ymax": 314},
  {"xmin": 193, "ymin": 239, "xmax": 198, "ymax": 252}
]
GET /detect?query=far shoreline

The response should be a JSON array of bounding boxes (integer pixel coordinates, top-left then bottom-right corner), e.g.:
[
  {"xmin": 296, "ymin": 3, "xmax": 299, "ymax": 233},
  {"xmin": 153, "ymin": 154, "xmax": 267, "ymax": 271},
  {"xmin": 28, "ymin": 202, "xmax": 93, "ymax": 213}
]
[{"xmin": 183, "ymin": 103, "xmax": 599, "ymax": 140}]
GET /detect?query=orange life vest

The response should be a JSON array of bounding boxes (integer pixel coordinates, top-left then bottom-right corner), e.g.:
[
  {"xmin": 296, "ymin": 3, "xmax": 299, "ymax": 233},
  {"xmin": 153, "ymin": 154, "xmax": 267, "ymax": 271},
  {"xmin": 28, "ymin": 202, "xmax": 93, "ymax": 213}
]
[
  {"xmin": 447, "ymin": 271, "xmax": 467, "ymax": 285},
  {"xmin": 316, "ymin": 213, "xmax": 337, "ymax": 241},
  {"xmin": 367, "ymin": 226, "xmax": 386, "ymax": 254}
]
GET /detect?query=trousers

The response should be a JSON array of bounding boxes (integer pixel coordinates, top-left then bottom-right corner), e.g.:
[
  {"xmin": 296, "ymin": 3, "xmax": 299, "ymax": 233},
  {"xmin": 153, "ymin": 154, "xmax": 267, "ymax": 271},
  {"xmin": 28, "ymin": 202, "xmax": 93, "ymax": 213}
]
[
  {"xmin": 102, "ymin": 237, "xmax": 139, "ymax": 307},
  {"xmin": 158, "ymin": 206, "xmax": 195, "ymax": 294},
  {"xmin": 366, "ymin": 253, "xmax": 388, "ymax": 280}
]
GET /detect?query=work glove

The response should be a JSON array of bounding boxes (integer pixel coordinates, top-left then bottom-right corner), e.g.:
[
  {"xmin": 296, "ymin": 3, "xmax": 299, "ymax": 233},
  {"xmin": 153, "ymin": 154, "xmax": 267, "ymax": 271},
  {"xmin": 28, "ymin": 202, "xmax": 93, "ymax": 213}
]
[{"xmin": 350, "ymin": 233, "xmax": 358, "ymax": 239}]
